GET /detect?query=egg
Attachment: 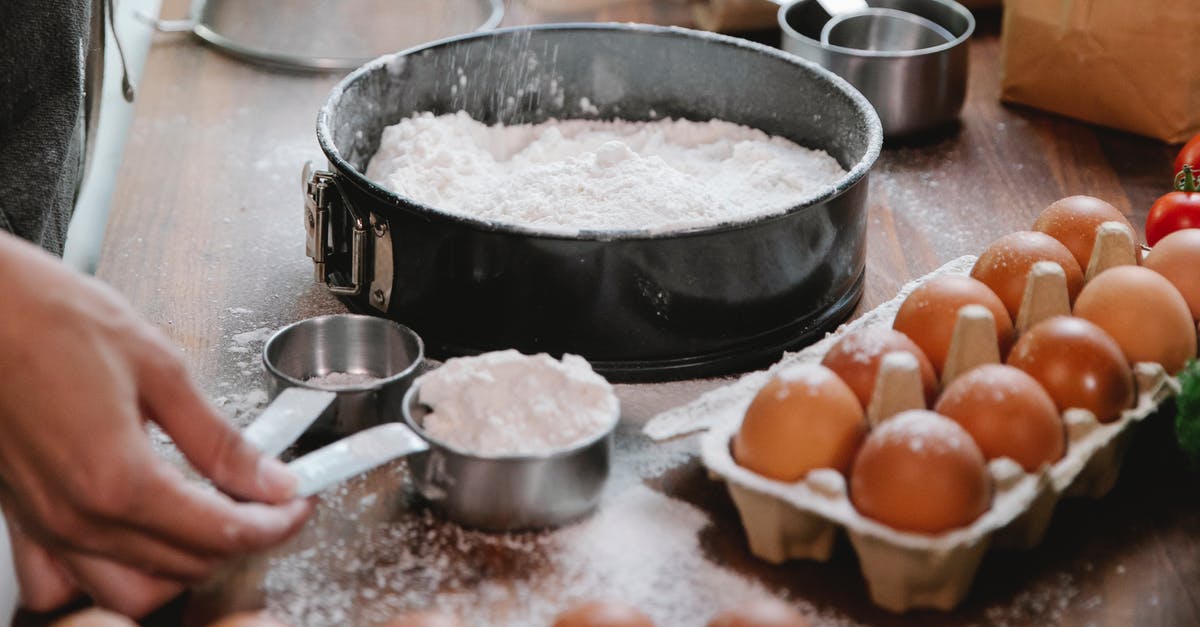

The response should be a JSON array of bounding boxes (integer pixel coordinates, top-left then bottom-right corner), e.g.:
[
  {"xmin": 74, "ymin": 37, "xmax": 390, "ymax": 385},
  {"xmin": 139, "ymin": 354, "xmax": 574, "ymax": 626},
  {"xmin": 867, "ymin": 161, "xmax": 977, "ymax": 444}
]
[
  {"xmin": 707, "ymin": 598, "xmax": 810, "ymax": 627},
  {"xmin": 970, "ymin": 231, "xmax": 1084, "ymax": 319},
  {"xmin": 1032, "ymin": 195, "xmax": 1137, "ymax": 270},
  {"xmin": 1006, "ymin": 316, "xmax": 1134, "ymax": 423},
  {"xmin": 933, "ymin": 364, "xmax": 1065, "ymax": 472},
  {"xmin": 1073, "ymin": 265, "xmax": 1197, "ymax": 373},
  {"xmin": 892, "ymin": 275, "xmax": 1015, "ymax": 375},
  {"xmin": 849, "ymin": 410, "xmax": 991, "ymax": 534},
  {"xmin": 553, "ymin": 601, "xmax": 655, "ymax": 627},
  {"xmin": 820, "ymin": 327, "xmax": 939, "ymax": 408},
  {"xmin": 50, "ymin": 609, "xmax": 137, "ymax": 627},
  {"xmin": 1143, "ymin": 228, "xmax": 1200, "ymax": 321},
  {"xmin": 378, "ymin": 611, "xmax": 465, "ymax": 627},
  {"xmin": 206, "ymin": 612, "xmax": 292, "ymax": 627},
  {"xmin": 733, "ymin": 364, "xmax": 867, "ymax": 481}
]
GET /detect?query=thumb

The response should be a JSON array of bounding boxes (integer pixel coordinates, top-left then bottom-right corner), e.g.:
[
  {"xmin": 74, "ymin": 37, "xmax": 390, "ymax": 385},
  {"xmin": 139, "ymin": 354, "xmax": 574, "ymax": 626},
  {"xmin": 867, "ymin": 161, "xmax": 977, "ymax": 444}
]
[{"xmin": 138, "ymin": 348, "xmax": 297, "ymax": 504}]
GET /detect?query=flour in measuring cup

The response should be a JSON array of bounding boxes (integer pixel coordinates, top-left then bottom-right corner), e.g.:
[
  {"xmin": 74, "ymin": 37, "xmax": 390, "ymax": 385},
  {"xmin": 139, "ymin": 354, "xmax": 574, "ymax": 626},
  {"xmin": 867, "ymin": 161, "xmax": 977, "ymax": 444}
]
[
  {"xmin": 365, "ymin": 112, "xmax": 846, "ymax": 234},
  {"xmin": 417, "ymin": 350, "xmax": 618, "ymax": 456}
]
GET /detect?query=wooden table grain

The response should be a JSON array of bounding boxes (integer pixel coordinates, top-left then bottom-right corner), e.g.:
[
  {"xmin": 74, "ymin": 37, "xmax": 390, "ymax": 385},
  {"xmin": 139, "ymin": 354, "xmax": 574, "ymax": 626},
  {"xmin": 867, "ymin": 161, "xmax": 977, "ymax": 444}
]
[{"xmin": 76, "ymin": 0, "xmax": 1200, "ymax": 625}]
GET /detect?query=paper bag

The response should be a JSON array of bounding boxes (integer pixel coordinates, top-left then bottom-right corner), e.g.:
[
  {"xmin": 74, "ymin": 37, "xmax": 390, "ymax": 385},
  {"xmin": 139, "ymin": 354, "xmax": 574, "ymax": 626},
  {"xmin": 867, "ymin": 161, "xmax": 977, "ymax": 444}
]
[{"xmin": 1001, "ymin": 0, "xmax": 1200, "ymax": 143}]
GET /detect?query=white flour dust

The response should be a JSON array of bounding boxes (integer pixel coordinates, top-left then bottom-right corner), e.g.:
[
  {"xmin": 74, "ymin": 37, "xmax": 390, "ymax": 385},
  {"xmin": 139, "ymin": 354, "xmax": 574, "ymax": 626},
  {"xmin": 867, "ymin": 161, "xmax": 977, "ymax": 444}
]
[
  {"xmin": 262, "ymin": 483, "xmax": 810, "ymax": 627},
  {"xmin": 419, "ymin": 350, "xmax": 618, "ymax": 456},
  {"xmin": 305, "ymin": 371, "xmax": 381, "ymax": 389},
  {"xmin": 365, "ymin": 112, "xmax": 846, "ymax": 234}
]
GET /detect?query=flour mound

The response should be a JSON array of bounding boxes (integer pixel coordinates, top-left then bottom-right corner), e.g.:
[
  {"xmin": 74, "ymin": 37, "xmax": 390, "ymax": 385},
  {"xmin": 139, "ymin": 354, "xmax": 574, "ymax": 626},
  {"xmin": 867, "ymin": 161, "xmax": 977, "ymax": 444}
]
[{"xmin": 365, "ymin": 112, "xmax": 846, "ymax": 234}]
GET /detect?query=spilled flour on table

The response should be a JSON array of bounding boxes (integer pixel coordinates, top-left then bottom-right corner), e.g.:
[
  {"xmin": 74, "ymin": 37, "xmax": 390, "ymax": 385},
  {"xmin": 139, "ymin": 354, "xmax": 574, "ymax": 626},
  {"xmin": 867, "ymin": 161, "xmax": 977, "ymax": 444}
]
[{"xmin": 262, "ymin": 483, "xmax": 842, "ymax": 627}]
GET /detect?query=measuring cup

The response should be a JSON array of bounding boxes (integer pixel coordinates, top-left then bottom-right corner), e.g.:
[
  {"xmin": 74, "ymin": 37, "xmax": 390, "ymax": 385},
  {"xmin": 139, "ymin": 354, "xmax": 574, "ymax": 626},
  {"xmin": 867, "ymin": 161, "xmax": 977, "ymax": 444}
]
[
  {"xmin": 399, "ymin": 379, "xmax": 617, "ymax": 531},
  {"xmin": 820, "ymin": 7, "xmax": 954, "ymax": 51},
  {"xmin": 246, "ymin": 347, "xmax": 617, "ymax": 531}
]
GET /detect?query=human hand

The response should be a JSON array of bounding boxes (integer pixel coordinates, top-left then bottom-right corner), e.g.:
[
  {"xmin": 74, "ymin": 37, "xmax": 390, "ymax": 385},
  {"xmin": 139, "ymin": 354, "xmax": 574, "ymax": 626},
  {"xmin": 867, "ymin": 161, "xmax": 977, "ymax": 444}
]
[{"xmin": 0, "ymin": 233, "xmax": 312, "ymax": 615}]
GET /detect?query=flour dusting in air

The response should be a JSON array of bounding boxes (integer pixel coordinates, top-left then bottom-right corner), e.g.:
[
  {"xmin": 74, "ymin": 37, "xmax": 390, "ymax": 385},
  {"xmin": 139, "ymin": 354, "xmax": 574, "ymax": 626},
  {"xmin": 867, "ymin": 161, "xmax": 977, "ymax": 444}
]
[{"xmin": 365, "ymin": 112, "xmax": 846, "ymax": 234}]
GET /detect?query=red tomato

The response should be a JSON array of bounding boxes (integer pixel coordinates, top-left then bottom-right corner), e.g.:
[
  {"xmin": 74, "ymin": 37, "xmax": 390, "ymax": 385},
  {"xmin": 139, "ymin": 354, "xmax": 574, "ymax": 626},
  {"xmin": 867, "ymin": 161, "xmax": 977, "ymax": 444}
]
[
  {"xmin": 1177, "ymin": 133, "xmax": 1200, "ymax": 177},
  {"xmin": 1148, "ymin": 165, "xmax": 1200, "ymax": 246}
]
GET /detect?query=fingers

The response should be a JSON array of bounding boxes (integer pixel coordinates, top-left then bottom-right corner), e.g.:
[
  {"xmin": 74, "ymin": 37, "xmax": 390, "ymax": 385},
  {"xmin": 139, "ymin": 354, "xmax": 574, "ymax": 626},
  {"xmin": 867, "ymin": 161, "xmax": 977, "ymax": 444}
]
[
  {"xmin": 135, "ymin": 340, "xmax": 298, "ymax": 504},
  {"xmin": 7, "ymin": 522, "xmax": 80, "ymax": 613},
  {"xmin": 60, "ymin": 552, "xmax": 184, "ymax": 619},
  {"xmin": 122, "ymin": 470, "xmax": 314, "ymax": 557}
]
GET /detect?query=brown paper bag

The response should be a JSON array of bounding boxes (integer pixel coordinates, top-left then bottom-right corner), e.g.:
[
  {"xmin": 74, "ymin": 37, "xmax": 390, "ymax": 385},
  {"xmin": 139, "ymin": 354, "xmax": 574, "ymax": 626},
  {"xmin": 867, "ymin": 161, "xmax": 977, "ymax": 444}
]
[{"xmin": 1001, "ymin": 0, "xmax": 1200, "ymax": 143}]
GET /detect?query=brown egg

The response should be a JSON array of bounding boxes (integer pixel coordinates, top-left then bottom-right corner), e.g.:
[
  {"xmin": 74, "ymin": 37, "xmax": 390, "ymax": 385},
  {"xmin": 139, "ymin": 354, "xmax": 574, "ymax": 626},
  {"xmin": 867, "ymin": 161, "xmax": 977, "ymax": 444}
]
[
  {"xmin": 707, "ymin": 598, "xmax": 810, "ymax": 627},
  {"xmin": 820, "ymin": 327, "xmax": 939, "ymax": 408},
  {"xmin": 892, "ymin": 275, "xmax": 1015, "ymax": 375},
  {"xmin": 970, "ymin": 231, "xmax": 1085, "ymax": 318},
  {"xmin": 1007, "ymin": 316, "xmax": 1134, "ymax": 423},
  {"xmin": 849, "ymin": 410, "xmax": 991, "ymax": 534},
  {"xmin": 1073, "ymin": 265, "xmax": 1197, "ymax": 374},
  {"xmin": 1143, "ymin": 228, "xmax": 1200, "ymax": 321},
  {"xmin": 934, "ymin": 364, "xmax": 1065, "ymax": 472},
  {"xmin": 379, "ymin": 611, "xmax": 465, "ymax": 627},
  {"xmin": 206, "ymin": 612, "xmax": 292, "ymax": 627},
  {"xmin": 553, "ymin": 601, "xmax": 655, "ymax": 627},
  {"xmin": 733, "ymin": 364, "xmax": 867, "ymax": 481},
  {"xmin": 1032, "ymin": 195, "xmax": 1136, "ymax": 270},
  {"xmin": 50, "ymin": 609, "xmax": 137, "ymax": 627}
]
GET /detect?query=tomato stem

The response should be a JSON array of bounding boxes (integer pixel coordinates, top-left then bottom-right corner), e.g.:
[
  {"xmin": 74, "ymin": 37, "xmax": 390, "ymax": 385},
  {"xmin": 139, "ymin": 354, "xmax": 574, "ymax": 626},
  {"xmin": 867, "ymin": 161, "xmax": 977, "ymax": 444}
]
[{"xmin": 1176, "ymin": 164, "xmax": 1200, "ymax": 193}]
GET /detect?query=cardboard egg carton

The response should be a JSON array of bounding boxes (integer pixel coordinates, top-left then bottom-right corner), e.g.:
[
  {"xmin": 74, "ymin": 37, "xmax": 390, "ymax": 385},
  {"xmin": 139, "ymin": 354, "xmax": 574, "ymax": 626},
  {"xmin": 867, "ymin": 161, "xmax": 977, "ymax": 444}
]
[{"xmin": 697, "ymin": 226, "xmax": 1181, "ymax": 612}]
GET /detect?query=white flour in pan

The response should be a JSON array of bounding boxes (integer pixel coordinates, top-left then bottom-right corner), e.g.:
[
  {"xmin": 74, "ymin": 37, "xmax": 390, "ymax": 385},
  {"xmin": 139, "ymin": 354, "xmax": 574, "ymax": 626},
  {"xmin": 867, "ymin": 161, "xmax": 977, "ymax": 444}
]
[{"xmin": 364, "ymin": 112, "xmax": 847, "ymax": 234}]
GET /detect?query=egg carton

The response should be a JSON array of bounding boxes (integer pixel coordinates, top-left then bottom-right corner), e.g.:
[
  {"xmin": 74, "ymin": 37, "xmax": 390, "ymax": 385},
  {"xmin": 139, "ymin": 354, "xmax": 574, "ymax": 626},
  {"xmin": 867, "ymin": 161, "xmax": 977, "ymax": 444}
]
[{"xmin": 695, "ymin": 258, "xmax": 1180, "ymax": 613}]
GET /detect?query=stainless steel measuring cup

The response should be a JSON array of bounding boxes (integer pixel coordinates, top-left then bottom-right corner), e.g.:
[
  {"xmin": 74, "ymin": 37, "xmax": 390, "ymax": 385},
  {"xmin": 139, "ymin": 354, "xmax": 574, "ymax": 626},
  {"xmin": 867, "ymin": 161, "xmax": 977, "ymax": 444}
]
[
  {"xmin": 400, "ymin": 379, "xmax": 617, "ymax": 532},
  {"xmin": 262, "ymin": 314, "xmax": 424, "ymax": 439},
  {"xmin": 779, "ymin": 0, "xmax": 975, "ymax": 137}
]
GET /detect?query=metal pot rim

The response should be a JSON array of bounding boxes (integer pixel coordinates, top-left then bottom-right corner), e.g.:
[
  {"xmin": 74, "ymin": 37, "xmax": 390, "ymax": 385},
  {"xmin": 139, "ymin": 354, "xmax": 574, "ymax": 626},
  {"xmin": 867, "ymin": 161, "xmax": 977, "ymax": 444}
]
[
  {"xmin": 316, "ymin": 22, "xmax": 883, "ymax": 242},
  {"xmin": 778, "ymin": 0, "xmax": 976, "ymax": 59}
]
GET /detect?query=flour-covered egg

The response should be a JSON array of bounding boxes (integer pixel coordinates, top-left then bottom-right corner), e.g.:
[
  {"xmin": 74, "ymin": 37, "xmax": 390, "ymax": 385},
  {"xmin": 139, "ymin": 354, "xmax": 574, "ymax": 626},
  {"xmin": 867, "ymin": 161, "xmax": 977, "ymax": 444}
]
[
  {"xmin": 934, "ymin": 364, "xmax": 1065, "ymax": 472},
  {"xmin": 1007, "ymin": 316, "xmax": 1134, "ymax": 423},
  {"xmin": 849, "ymin": 410, "xmax": 991, "ymax": 534},
  {"xmin": 1073, "ymin": 265, "xmax": 1196, "ymax": 374},
  {"xmin": 734, "ymin": 364, "xmax": 866, "ymax": 481},
  {"xmin": 892, "ymin": 275, "xmax": 1015, "ymax": 375}
]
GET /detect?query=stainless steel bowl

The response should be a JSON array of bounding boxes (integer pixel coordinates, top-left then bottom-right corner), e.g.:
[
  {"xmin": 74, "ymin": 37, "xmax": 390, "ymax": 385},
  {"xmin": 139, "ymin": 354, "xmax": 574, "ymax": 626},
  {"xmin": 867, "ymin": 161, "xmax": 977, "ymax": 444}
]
[
  {"xmin": 262, "ymin": 314, "xmax": 424, "ymax": 438},
  {"xmin": 401, "ymin": 379, "xmax": 616, "ymax": 531},
  {"xmin": 161, "ymin": 0, "xmax": 504, "ymax": 72},
  {"xmin": 780, "ymin": 0, "xmax": 975, "ymax": 137}
]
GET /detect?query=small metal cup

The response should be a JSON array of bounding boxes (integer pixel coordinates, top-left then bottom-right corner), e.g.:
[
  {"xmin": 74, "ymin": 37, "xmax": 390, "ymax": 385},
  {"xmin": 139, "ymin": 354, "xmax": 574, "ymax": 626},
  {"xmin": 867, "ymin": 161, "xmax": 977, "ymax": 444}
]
[
  {"xmin": 820, "ymin": 8, "xmax": 954, "ymax": 51},
  {"xmin": 780, "ymin": 0, "xmax": 975, "ymax": 138},
  {"xmin": 262, "ymin": 314, "xmax": 424, "ymax": 439},
  {"xmin": 401, "ymin": 379, "xmax": 616, "ymax": 532}
]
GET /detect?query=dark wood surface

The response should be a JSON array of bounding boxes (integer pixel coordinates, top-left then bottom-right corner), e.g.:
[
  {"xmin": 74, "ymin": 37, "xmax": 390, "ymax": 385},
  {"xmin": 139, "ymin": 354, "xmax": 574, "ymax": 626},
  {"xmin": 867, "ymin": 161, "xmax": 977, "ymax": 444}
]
[{"xmin": 76, "ymin": 0, "xmax": 1199, "ymax": 625}]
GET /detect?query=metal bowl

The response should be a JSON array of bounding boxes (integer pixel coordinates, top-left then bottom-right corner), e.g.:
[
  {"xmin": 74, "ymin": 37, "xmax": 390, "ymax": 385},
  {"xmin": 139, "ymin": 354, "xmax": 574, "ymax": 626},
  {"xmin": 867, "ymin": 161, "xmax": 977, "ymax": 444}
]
[
  {"xmin": 309, "ymin": 23, "xmax": 882, "ymax": 381},
  {"xmin": 401, "ymin": 379, "xmax": 615, "ymax": 531},
  {"xmin": 780, "ymin": 0, "xmax": 975, "ymax": 137},
  {"xmin": 182, "ymin": 0, "xmax": 504, "ymax": 72},
  {"xmin": 262, "ymin": 314, "xmax": 424, "ymax": 438}
]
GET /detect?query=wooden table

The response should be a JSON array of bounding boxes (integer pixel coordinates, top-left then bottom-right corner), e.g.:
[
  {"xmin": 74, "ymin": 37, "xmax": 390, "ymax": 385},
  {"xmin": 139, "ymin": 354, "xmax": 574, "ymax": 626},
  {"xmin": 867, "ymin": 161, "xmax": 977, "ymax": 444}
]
[{"xmin": 85, "ymin": 0, "xmax": 1199, "ymax": 625}]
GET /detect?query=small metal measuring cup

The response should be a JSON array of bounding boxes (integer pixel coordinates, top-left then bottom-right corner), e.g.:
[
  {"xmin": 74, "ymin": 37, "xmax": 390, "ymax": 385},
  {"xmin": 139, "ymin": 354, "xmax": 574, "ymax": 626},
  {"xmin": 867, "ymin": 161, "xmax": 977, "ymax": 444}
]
[
  {"xmin": 779, "ymin": 0, "xmax": 975, "ymax": 137},
  {"xmin": 400, "ymin": 378, "xmax": 617, "ymax": 532},
  {"xmin": 820, "ymin": 7, "xmax": 954, "ymax": 51},
  {"xmin": 262, "ymin": 314, "xmax": 424, "ymax": 439}
]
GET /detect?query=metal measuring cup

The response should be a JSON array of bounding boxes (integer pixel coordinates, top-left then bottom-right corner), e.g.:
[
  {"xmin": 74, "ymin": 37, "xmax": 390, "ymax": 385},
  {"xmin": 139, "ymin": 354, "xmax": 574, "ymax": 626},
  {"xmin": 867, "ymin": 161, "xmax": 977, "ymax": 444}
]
[
  {"xmin": 262, "ymin": 314, "xmax": 424, "ymax": 439},
  {"xmin": 397, "ymin": 379, "xmax": 617, "ymax": 531}
]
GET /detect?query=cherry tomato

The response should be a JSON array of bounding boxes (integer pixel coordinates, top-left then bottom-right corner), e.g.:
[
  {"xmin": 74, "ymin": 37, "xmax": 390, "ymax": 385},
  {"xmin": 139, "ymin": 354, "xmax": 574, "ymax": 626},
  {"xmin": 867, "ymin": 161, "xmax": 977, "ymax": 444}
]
[
  {"xmin": 1146, "ymin": 165, "xmax": 1200, "ymax": 246},
  {"xmin": 1177, "ymin": 133, "xmax": 1200, "ymax": 177}
]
